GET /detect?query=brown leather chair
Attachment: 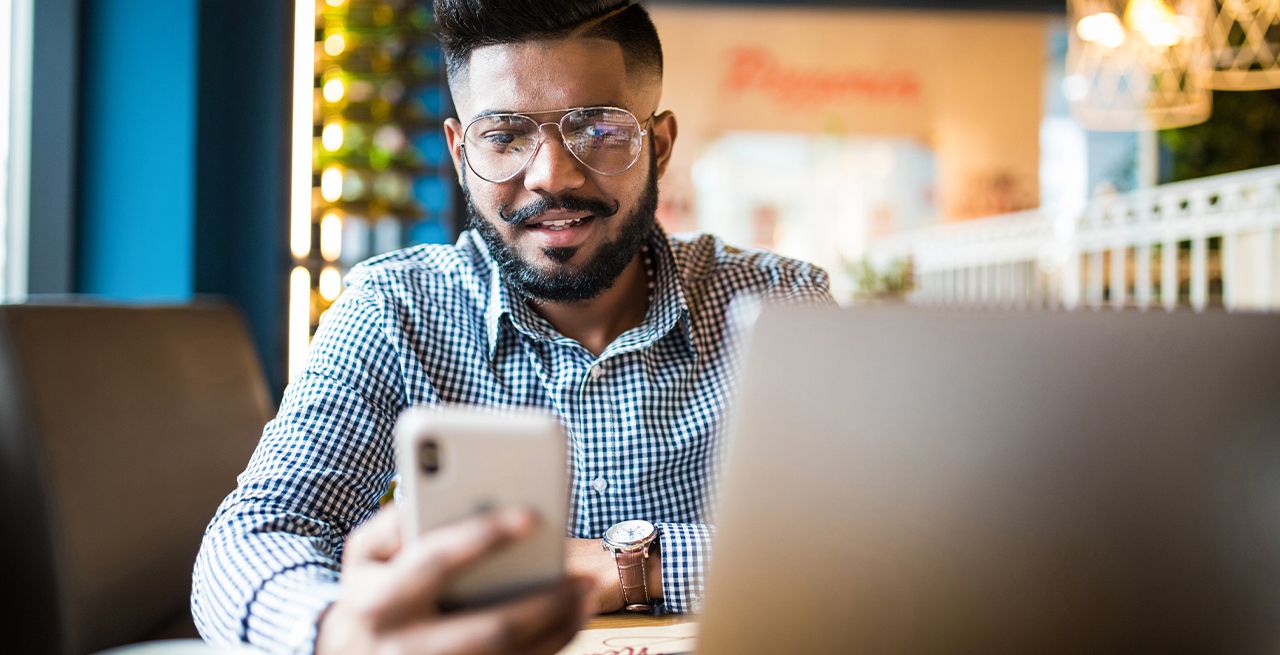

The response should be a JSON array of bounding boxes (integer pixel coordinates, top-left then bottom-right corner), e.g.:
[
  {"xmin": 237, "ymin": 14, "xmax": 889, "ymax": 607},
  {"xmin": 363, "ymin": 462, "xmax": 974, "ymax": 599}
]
[{"xmin": 0, "ymin": 303, "xmax": 272, "ymax": 654}]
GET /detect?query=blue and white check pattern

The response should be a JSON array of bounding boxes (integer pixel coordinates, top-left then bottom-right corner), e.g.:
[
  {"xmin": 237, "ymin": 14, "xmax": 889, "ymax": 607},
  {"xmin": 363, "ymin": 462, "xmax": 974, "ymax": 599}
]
[{"xmin": 192, "ymin": 225, "xmax": 832, "ymax": 654}]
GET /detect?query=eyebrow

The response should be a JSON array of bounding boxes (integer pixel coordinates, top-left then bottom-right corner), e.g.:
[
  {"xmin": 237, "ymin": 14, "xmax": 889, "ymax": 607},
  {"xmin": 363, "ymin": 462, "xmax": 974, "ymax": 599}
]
[{"xmin": 469, "ymin": 104, "xmax": 628, "ymax": 120}]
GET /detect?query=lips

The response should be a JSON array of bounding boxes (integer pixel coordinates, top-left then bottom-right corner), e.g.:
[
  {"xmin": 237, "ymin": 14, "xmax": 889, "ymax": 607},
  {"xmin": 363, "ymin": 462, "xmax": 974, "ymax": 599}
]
[
  {"xmin": 521, "ymin": 213, "xmax": 597, "ymax": 249},
  {"xmin": 533, "ymin": 216, "xmax": 592, "ymax": 231},
  {"xmin": 523, "ymin": 210, "xmax": 594, "ymax": 229}
]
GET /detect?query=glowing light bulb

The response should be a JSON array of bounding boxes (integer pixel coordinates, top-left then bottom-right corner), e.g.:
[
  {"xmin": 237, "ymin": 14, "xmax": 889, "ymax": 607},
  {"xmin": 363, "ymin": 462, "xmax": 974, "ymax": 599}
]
[
  {"xmin": 324, "ymin": 34, "xmax": 346, "ymax": 57},
  {"xmin": 321, "ymin": 166, "xmax": 344, "ymax": 203},
  {"xmin": 319, "ymin": 266, "xmax": 343, "ymax": 302},
  {"xmin": 320, "ymin": 211, "xmax": 343, "ymax": 261},
  {"xmin": 322, "ymin": 121, "xmax": 344, "ymax": 152},
  {"xmin": 325, "ymin": 0, "xmax": 346, "ymax": 7},
  {"xmin": 322, "ymin": 78, "xmax": 345, "ymax": 103},
  {"xmin": 1076, "ymin": 12, "xmax": 1126, "ymax": 49},
  {"xmin": 288, "ymin": 266, "xmax": 311, "ymax": 381},
  {"xmin": 1125, "ymin": 0, "xmax": 1184, "ymax": 48}
]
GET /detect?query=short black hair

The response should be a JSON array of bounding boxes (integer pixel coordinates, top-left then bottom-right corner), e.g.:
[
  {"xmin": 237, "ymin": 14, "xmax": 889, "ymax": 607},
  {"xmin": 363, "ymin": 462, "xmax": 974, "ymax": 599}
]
[{"xmin": 433, "ymin": 0, "xmax": 663, "ymax": 90}]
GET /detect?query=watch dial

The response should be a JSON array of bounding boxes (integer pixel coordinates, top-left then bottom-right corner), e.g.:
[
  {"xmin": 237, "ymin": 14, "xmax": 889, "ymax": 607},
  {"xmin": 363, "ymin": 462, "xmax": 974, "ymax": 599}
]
[{"xmin": 606, "ymin": 520, "xmax": 655, "ymax": 544}]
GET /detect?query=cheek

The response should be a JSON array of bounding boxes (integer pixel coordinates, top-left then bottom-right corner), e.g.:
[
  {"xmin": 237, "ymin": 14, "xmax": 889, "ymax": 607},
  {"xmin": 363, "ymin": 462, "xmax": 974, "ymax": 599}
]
[{"xmin": 467, "ymin": 179, "xmax": 514, "ymax": 221}]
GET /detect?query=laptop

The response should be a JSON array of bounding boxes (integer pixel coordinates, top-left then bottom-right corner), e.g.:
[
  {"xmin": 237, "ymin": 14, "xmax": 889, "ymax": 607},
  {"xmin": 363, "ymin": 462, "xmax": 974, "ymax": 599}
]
[{"xmin": 696, "ymin": 306, "xmax": 1280, "ymax": 653}]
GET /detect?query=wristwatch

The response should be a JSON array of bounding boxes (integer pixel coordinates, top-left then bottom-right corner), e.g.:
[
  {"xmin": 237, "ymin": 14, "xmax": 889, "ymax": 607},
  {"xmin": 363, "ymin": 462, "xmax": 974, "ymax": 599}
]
[{"xmin": 601, "ymin": 519, "xmax": 659, "ymax": 613}]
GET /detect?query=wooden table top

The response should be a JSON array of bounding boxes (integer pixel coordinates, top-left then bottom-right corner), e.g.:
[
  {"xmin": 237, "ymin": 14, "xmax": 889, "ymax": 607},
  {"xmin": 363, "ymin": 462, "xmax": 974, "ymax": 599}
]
[{"xmin": 584, "ymin": 612, "xmax": 694, "ymax": 630}]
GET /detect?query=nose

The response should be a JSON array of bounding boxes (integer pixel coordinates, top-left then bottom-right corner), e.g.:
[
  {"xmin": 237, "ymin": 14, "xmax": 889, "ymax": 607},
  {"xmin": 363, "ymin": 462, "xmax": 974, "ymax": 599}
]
[{"xmin": 521, "ymin": 123, "xmax": 587, "ymax": 196}]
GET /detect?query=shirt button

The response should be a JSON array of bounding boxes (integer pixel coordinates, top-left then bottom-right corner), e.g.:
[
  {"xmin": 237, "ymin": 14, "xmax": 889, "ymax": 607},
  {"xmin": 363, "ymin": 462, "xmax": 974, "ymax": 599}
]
[
  {"xmin": 591, "ymin": 477, "xmax": 609, "ymax": 493},
  {"xmin": 590, "ymin": 365, "xmax": 607, "ymax": 380}
]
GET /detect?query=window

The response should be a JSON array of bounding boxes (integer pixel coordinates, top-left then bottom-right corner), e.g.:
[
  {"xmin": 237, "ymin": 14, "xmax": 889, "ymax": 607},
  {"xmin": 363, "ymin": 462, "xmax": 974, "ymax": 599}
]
[
  {"xmin": 0, "ymin": 0, "xmax": 12, "ymax": 299},
  {"xmin": 1, "ymin": 0, "xmax": 31, "ymax": 302}
]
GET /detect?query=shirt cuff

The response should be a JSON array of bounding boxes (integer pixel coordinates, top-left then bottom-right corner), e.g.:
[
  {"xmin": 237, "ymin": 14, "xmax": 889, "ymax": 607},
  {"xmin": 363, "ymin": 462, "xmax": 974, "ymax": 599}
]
[
  {"xmin": 655, "ymin": 522, "xmax": 713, "ymax": 614},
  {"xmin": 245, "ymin": 563, "xmax": 342, "ymax": 655}
]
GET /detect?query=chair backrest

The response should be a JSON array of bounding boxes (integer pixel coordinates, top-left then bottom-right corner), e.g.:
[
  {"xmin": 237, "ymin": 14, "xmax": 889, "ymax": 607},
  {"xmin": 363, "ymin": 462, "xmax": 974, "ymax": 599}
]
[{"xmin": 0, "ymin": 303, "xmax": 272, "ymax": 655}]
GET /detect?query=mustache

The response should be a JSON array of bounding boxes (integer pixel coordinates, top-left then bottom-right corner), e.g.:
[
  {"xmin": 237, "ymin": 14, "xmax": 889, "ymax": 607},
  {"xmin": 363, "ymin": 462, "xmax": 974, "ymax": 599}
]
[{"xmin": 498, "ymin": 195, "xmax": 620, "ymax": 227}]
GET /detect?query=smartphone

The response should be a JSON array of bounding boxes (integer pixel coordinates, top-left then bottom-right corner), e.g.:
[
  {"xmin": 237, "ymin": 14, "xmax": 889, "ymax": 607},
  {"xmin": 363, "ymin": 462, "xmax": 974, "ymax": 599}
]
[{"xmin": 393, "ymin": 405, "xmax": 568, "ymax": 609}]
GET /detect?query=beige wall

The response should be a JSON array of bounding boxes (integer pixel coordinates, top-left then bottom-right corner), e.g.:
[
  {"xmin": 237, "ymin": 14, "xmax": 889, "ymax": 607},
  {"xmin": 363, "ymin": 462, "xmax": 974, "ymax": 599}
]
[{"xmin": 648, "ymin": 5, "xmax": 1050, "ymax": 228}]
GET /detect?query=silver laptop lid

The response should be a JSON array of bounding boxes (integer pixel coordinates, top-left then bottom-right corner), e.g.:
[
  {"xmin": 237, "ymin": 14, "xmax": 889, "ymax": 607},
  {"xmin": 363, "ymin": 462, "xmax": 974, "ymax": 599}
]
[{"xmin": 698, "ymin": 307, "xmax": 1280, "ymax": 654}]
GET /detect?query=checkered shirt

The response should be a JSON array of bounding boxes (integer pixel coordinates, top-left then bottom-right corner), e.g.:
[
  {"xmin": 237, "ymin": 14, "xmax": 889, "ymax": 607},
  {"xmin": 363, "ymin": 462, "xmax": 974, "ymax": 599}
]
[{"xmin": 191, "ymin": 225, "xmax": 833, "ymax": 653}]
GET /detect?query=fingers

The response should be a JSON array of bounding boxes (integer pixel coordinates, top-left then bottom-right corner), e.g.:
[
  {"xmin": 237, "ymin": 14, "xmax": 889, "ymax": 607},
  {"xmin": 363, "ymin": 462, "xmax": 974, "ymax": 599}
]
[
  {"xmin": 344, "ymin": 505, "xmax": 403, "ymax": 566},
  {"xmin": 384, "ymin": 576, "xmax": 589, "ymax": 655},
  {"xmin": 370, "ymin": 507, "xmax": 539, "ymax": 623},
  {"xmin": 520, "ymin": 576, "xmax": 596, "ymax": 655}
]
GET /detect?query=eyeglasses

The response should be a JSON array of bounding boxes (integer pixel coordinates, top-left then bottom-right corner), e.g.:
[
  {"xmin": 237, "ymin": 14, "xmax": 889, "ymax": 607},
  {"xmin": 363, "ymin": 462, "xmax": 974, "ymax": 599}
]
[{"xmin": 460, "ymin": 106, "xmax": 652, "ymax": 183}]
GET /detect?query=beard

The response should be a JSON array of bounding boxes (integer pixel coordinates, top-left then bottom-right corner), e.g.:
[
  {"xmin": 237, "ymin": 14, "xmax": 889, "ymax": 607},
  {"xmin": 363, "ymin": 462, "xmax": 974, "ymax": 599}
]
[{"xmin": 464, "ymin": 153, "xmax": 659, "ymax": 303}]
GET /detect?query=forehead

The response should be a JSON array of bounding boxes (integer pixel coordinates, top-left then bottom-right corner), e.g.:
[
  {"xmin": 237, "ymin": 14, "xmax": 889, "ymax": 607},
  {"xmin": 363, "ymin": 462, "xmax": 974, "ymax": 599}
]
[{"xmin": 459, "ymin": 38, "xmax": 649, "ymax": 119}]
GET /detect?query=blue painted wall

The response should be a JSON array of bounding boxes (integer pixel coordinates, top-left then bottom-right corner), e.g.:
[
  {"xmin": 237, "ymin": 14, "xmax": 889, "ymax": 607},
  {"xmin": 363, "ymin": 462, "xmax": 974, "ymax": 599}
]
[
  {"xmin": 195, "ymin": 0, "xmax": 290, "ymax": 395},
  {"xmin": 78, "ymin": 0, "xmax": 198, "ymax": 300}
]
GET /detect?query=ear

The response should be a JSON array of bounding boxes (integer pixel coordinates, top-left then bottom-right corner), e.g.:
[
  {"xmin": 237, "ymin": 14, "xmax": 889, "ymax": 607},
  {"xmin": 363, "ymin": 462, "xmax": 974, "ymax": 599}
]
[
  {"xmin": 650, "ymin": 110, "xmax": 678, "ymax": 180},
  {"xmin": 443, "ymin": 117, "xmax": 466, "ymax": 185}
]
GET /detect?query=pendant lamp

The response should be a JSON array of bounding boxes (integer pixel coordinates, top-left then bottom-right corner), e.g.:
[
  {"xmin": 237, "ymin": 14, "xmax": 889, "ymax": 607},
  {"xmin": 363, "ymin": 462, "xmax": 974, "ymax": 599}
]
[
  {"xmin": 1209, "ymin": 0, "xmax": 1280, "ymax": 89},
  {"xmin": 1066, "ymin": 0, "xmax": 1215, "ymax": 130}
]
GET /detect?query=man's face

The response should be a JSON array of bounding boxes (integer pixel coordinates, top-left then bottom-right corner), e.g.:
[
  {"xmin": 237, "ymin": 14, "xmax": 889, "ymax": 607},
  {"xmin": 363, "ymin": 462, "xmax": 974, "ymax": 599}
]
[{"xmin": 443, "ymin": 37, "xmax": 677, "ymax": 302}]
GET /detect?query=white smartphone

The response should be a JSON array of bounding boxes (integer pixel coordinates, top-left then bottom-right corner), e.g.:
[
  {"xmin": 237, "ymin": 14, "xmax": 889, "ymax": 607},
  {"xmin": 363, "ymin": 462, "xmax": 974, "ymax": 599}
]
[{"xmin": 393, "ymin": 405, "xmax": 568, "ymax": 609}]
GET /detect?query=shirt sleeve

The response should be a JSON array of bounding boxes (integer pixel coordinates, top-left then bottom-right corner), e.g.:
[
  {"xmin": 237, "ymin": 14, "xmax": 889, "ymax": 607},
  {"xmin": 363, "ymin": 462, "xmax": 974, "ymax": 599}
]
[
  {"xmin": 770, "ymin": 261, "xmax": 837, "ymax": 307},
  {"xmin": 651, "ymin": 257, "xmax": 831, "ymax": 616},
  {"xmin": 191, "ymin": 284, "xmax": 408, "ymax": 654},
  {"xmin": 654, "ymin": 522, "xmax": 714, "ymax": 614}
]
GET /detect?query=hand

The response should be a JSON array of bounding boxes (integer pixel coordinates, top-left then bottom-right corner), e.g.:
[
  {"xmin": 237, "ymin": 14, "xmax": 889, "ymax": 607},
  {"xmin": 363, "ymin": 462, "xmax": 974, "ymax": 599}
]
[
  {"xmin": 566, "ymin": 538, "xmax": 623, "ymax": 614},
  {"xmin": 565, "ymin": 538, "xmax": 663, "ymax": 615},
  {"xmin": 317, "ymin": 505, "xmax": 590, "ymax": 655}
]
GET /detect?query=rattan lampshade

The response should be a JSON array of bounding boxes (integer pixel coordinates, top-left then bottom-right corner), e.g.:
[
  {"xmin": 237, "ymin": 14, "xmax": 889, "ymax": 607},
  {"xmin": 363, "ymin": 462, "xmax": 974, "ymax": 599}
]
[
  {"xmin": 1209, "ymin": 0, "xmax": 1280, "ymax": 89},
  {"xmin": 1067, "ymin": 0, "xmax": 1214, "ymax": 130}
]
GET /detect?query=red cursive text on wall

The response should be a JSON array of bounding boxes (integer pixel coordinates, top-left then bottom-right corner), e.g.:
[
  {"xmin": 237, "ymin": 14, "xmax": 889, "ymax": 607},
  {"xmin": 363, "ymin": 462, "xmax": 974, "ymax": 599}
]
[{"xmin": 722, "ymin": 47, "xmax": 921, "ymax": 107}]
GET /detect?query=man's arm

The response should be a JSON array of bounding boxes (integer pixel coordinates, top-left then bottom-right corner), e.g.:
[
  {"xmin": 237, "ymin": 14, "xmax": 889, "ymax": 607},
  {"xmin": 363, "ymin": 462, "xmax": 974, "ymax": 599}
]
[
  {"xmin": 567, "ymin": 521, "xmax": 712, "ymax": 614},
  {"xmin": 192, "ymin": 285, "xmax": 408, "ymax": 653}
]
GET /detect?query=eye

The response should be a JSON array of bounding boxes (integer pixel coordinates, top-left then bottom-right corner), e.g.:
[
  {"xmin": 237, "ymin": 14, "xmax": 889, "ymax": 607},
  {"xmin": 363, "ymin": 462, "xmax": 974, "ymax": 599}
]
[
  {"xmin": 568, "ymin": 124, "xmax": 627, "ymax": 151},
  {"xmin": 478, "ymin": 130, "xmax": 532, "ymax": 153},
  {"xmin": 483, "ymin": 131, "xmax": 517, "ymax": 145}
]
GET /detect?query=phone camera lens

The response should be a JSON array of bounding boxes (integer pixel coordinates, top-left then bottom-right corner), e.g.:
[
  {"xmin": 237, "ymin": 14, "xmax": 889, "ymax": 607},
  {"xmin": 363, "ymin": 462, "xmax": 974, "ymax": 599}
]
[{"xmin": 420, "ymin": 439, "xmax": 440, "ymax": 475}]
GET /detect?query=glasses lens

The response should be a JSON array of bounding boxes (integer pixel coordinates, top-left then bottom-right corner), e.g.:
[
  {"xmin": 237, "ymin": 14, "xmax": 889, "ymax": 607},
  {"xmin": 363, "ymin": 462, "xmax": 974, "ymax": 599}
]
[
  {"xmin": 560, "ymin": 107, "xmax": 644, "ymax": 175},
  {"xmin": 463, "ymin": 114, "xmax": 541, "ymax": 181}
]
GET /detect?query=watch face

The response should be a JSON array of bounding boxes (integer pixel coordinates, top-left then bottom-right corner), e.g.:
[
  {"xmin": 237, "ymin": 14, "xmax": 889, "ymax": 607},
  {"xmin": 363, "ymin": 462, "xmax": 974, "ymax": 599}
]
[{"xmin": 605, "ymin": 520, "xmax": 655, "ymax": 546}]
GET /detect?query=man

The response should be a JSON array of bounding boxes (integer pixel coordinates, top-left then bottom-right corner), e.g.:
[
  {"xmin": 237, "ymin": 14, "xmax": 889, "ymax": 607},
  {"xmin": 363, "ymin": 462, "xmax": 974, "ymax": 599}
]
[{"xmin": 192, "ymin": 1, "xmax": 832, "ymax": 653}]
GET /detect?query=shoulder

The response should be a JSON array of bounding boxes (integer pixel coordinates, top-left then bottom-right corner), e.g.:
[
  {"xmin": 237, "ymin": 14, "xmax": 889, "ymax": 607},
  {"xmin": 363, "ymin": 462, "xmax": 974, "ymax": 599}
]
[
  {"xmin": 322, "ymin": 236, "xmax": 494, "ymax": 337},
  {"xmin": 312, "ymin": 236, "xmax": 494, "ymax": 356},
  {"xmin": 343, "ymin": 238, "xmax": 488, "ymax": 294},
  {"xmin": 337, "ymin": 231, "xmax": 496, "ymax": 305},
  {"xmin": 668, "ymin": 232, "xmax": 832, "ymax": 302}
]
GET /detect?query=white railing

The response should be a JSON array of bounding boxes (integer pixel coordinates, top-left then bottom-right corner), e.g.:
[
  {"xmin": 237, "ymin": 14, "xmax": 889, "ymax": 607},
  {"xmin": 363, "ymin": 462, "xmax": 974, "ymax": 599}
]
[{"xmin": 868, "ymin": 165, "xmax": 1280, "ymax": 312}]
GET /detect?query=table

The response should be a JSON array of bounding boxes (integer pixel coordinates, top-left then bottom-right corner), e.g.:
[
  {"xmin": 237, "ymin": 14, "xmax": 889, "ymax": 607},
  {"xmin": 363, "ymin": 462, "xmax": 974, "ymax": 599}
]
[
  {"xmin": 563, "ymin": 613, "xmax": 697, "ymax": 655},
  {"xmin": 585, "ymin": 612, "xmax": 694, "ymax": 630}
]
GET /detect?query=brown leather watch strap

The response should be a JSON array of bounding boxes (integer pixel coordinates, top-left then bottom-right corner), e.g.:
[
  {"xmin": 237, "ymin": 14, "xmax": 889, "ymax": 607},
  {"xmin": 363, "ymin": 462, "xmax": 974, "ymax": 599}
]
[{"xmin": 613, "ymin": 548, "xmax": 652, "ymax": 612}]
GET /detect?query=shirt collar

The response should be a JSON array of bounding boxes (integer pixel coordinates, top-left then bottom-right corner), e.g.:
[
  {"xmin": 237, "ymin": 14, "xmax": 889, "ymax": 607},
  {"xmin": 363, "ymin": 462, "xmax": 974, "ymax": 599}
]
[{"xmin": 476, "ymin": 224, "xmax": 693, "ymax": 361}]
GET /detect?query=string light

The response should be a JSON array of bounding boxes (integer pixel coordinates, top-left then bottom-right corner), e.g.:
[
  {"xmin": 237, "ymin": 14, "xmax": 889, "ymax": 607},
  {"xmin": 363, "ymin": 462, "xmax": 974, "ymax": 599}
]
[
  {"xmin": 324, "ymin": 33, "xmax": 346, "ymax": 57},
  {"xmin": 319, "ymin": 266, "xmax": 343, "ymax": 301},
  {"xmin": 321, "ymin": 166, "xmax": 344, "ymax": 203},
  {"xmin": 289, "ymin": 0, "xmax": 316, "ymax": 260},
  {"xmin": 320, "ymin": 211, "xmax": 343, "ymax": 261},
  {"xmin": 322, "ymin": 78, "xmax": 345, "ymax": 103},
  {"xmin": 288, "ymin": 266, "xmax": 311, "ymax": 380},
  {"xmin": 321, "ymin": 121, "xmax": 344, "ymax": 152}
]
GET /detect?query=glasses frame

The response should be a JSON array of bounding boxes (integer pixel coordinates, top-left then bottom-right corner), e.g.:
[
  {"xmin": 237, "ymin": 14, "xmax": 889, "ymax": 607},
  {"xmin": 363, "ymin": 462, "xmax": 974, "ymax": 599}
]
[{"xmin": 459, "ymin": 105, "xmax": 654, "ymax": 184}]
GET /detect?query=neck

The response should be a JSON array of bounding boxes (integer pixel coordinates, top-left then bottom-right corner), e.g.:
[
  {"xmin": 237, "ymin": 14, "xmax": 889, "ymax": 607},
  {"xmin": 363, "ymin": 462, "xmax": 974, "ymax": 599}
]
[{"xmin": 528, "ymin": 251, "xmax": 651, "ymax": 357}]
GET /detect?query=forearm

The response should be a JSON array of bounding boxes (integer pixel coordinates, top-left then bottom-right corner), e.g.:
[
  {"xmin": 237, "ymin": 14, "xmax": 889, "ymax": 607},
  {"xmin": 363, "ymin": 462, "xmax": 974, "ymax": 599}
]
[{"xmin": 192, "ymin": 504, "xmax": 344, "ymax": 653}]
